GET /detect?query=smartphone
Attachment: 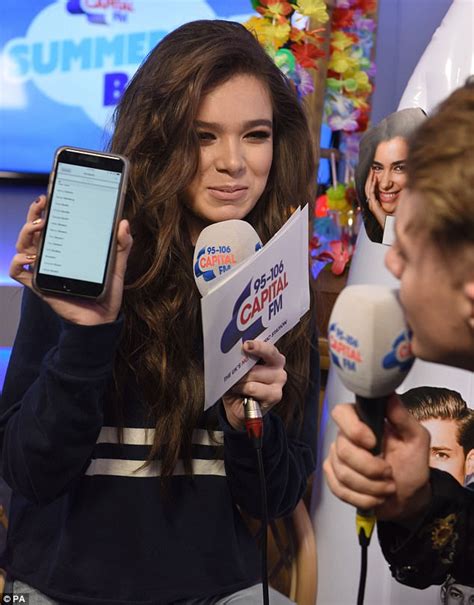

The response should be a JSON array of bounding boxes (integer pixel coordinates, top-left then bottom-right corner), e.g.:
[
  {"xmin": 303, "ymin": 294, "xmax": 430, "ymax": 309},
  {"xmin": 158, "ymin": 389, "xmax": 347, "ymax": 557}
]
[{"xmin": 33, "ymin": 146, "xmax": 129, "ymax": 300}]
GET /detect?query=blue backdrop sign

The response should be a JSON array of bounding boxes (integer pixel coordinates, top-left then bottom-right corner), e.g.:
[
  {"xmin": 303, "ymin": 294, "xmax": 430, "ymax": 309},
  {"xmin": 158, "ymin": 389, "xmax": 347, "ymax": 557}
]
[{"xmin": 0, "ymin": 0, "xmax": 253, "ymax": 173}]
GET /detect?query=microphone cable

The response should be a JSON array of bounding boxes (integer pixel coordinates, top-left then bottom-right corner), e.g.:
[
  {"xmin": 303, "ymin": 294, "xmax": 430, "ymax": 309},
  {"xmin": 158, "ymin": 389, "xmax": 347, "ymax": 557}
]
[
  {"xmin": 356, "ymin": 511, "xmax": 375, "ymax": 605},
  {"xmin": 354, "ymin": 394, "xmax": 386, "ymax": 605},
  {"xmin": 243, "ymin": 397, "xmax": 269, "ymax": 605}
]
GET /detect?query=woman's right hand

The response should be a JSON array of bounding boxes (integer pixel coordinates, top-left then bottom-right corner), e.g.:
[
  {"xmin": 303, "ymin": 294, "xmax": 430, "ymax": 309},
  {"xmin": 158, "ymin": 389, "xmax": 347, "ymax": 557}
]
[
  {"xmin": 9, "ymin": 195, "xmax": 133, "ymax": 326},
  {"xmin": 365, "ymin": 170, "xmax": 387, "ymax": 229}
]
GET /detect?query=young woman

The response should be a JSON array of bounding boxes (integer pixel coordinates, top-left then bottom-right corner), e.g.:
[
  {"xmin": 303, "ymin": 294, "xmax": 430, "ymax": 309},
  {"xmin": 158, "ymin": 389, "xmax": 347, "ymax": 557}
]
[
  {"xmin": 1, "ymin": 20, "xmax": 319, "ymax": 604},
  {"xmin": 324, "ymin": 82, "xmax": 474, "ymax": 588},
  {"xmin": 354, "ymin": 107, "xmax": 425, "ymax": 243}
]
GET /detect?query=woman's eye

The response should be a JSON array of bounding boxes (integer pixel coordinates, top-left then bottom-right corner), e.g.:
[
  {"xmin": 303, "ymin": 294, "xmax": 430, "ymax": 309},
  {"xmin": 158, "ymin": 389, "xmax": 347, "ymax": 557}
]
[
  {"xmin": 246, "ymin": 130, "xmax": 271, "ymax": 141},
  {"xmin": 394, "ymin": 164, "xmax": 406, "ymax": 172},
  {"xmin": 197, "ymin": 132, "xmax": 215, "ymax": 142},
  {"xmin": 371, "ymin": 164, "xmax": 382, "ymax": 172}
]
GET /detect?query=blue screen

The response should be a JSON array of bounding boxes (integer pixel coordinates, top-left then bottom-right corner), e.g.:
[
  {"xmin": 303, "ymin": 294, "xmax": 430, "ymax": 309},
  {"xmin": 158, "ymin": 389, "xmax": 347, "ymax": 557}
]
[{"xmin": 0, "ymin": 0, "xmax": 254, "ymax": 174}]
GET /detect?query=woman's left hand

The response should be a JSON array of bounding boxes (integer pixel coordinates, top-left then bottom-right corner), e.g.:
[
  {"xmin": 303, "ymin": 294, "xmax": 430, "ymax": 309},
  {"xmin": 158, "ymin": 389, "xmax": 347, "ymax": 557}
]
[
  {"xmin": 365, "ymin": 170, "xmax": 387, "ymax": 229},
  {"xmin": 222, "ymin": 340, "xmax": 287, "ymax": 431}
]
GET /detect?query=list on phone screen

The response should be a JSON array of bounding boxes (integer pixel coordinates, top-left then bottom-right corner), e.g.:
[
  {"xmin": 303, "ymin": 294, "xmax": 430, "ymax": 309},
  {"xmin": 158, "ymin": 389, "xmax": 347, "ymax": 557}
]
[{"xmin": 39, "ymin": 162, "xmax": 121, "ymax": 283}]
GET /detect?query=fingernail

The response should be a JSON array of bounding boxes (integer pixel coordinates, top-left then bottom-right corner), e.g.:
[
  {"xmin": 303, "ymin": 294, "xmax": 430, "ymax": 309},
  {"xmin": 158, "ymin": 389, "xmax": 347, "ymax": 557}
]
[
  {"xmin": 245, "ymin": 341, "xmax": 254, "ymax": 351},
  {"xmin": 26, "ymin": 254, "xmax": 37, "ymax": 261},
  {"xmin": 32, "ymin": 218, "xmax": 42, "ymax": 225},
  {"xmin": 34, "ymin": 196, "xmax": 42, "ymax": 204}
]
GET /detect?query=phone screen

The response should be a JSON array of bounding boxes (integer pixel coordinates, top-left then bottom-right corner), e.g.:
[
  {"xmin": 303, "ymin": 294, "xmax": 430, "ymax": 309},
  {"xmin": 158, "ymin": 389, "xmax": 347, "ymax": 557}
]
[
  {"xmin": 38, "ymin": 162, "xmax": 122, "ymax": 283},
  {"xmin": 34, "ymin": 147, "xmax": 128, "ymax": 299}
]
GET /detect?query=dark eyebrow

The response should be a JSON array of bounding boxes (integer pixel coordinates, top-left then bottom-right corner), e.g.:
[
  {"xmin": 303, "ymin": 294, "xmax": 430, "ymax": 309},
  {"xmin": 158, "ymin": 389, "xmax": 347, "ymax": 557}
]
[
  {"xmin": 194, "ymin": 119, "xmax": 273, "ymax": 131},
  {"xmin": 431, "ymin": 447, "xmax": 453, "ymax": 452},
  {"xmin": 371, "ymin": 160, "xmax": 406, "ymax": 167}
]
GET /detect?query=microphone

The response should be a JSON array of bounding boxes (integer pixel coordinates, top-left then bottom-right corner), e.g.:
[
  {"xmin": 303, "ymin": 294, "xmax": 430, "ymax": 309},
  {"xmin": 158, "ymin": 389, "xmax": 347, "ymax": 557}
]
[
  {"xmin": 328, "ymin": 284, "xmax": 414, "ymax": 544},
  {"xmin": 193, "ymin": 219, "xmax": 262, "ymax": 296},
  {"xmin": 193, "ymin": 220, "xmax": 264, "ymax": 447}
]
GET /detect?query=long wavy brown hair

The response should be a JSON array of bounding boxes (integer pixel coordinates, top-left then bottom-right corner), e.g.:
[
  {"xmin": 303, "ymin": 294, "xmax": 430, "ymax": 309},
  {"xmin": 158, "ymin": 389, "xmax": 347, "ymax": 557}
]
[{"xmin": 108, "ymin": 20, "xmax": 317, "ymax": 479}]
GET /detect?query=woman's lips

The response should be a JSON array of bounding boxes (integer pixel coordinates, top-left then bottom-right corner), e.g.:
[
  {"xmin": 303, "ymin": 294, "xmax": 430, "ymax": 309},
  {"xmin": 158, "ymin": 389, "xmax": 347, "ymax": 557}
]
[
  {"xmin": 378, "ymin": 190, "xmax": 401, "ymax": 204},
  {"xmin": 207, "ymin": 186, "xmax": 248, "ymax": 201},
  {"xmin": 378, "ymin": 190, "xmax": 401, "ymax": 213}
]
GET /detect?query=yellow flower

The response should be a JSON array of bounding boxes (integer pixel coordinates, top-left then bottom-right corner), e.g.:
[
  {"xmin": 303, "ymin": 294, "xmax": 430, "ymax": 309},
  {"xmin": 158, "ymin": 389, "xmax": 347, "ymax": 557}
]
[
  {"xmin": 294, "ymin": 0, "xmax": 329, "ymax": 22},
  {"xmin": 244, "ymin": 17, "xmax": 291, "ymax": 50},
  {"xmin": 353, "ymin": 71, "xmax": 372, "ymax": 93},
  {"xmin": 328, "ymin": 50, "xmax": 358, "ymax": 75},
  {"xmin": 331, "ymin": 31, "xmax": 355, "ymax": 52},
  {"xmin": 342, "ymin": 70, "xmax": 372, "ymax": 94}
]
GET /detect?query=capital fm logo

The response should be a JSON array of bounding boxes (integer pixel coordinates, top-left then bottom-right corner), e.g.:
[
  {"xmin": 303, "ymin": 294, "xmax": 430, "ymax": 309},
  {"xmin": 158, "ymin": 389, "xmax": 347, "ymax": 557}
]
[
  {"xmin": 220, "ymin": 280, "xmax": 266, "ymax": 353},
  {"xmin": 194, "ymin": 246, "xmax": 238, "ymax": 284},
  {"xmin": 382, "ymin": 330, "xmax": 414, "ymax": 372},
  {"xmin": 328, "ymin": 322, "xmax": 362, "ymax": 372},
  {"xmin": 220, "ymin": 270, "xmax": 288, "ymax": 353},
  {"xmin": 66, "ymin": 0, "xmax": 134, "ymax": 25}
]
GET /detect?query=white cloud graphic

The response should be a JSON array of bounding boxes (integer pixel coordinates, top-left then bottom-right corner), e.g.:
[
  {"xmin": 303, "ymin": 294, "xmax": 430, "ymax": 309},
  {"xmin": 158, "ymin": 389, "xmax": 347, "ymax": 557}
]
[
  {"xmin": 1, "ymin": 0, "xmax": 250, "ymax": 128},
  {"xmin": 0, "ymin": 53, "xmax": 27, "ymax": 108}
]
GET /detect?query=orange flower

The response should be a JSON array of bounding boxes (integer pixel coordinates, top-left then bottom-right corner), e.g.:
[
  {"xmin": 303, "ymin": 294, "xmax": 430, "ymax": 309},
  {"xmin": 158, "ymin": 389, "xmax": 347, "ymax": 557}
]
[
  {"xmin": 290, "ymin": 26, "xmax": 325, "ymax": 47},
  {"xmin": 257, "ymin": 0, "xmax": 293, "ymax": 19},
  {"xmin": 291, "ymin": 42, "xmax": 325, "ymax": 69}
]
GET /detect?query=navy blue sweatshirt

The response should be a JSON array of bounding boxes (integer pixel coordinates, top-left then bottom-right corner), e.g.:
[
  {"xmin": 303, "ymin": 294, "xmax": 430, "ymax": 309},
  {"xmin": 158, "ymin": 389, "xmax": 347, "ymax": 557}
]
[{"xmin": 0, "ymin": 288, "xmax": 319, "ymax": 604}]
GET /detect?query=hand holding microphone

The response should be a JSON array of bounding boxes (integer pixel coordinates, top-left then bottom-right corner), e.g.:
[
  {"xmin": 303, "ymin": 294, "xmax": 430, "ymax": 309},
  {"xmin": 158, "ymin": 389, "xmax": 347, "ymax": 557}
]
[
  {"xmin": 221, "ymin": 339, "xmax": 286, "ymax": 441},
  {"xmin": 323, "ymin": 285, "xmax": 422, "ymax": 543},
  {"xmin": 327, "ymin": 397, "xmax": 432, "ymax": 522},
  {"xmin": 193, "ymin": 220, "xmax": 287, "ymax": 443}
]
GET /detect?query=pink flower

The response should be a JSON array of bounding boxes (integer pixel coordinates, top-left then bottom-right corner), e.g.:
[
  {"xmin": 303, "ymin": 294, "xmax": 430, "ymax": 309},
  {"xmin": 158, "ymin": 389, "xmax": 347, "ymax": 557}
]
[
  {"xmin": 313, "ymin": 241, "xmax": 351, "ymax": 274},
  {"xmin": 328, "ymin": 240, "xmax": 351, "ymax": 274}
]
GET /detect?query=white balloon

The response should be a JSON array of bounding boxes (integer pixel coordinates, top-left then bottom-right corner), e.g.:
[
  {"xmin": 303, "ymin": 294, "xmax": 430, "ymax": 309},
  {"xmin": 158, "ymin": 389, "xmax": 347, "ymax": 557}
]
[{"xmin": 398, "ymin": 0, "xmax": 474, "ymax": 113}]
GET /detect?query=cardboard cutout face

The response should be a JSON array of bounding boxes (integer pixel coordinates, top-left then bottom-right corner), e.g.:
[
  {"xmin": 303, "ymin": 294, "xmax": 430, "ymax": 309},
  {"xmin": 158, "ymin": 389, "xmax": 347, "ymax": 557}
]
[
  {"xmin": 401, "ymin": 387, "xmax": 474, "ymax": 598},
  {"xmin": 441, "ymin": 578, "xmax": 474, "ymax": 604},
  {"xmin": 355, "ymin": 108, "xmax": 426, "ymax": 244},
  {"xmin": 422, "ymin": 418, "xmax": 466, "ymax": 485}
]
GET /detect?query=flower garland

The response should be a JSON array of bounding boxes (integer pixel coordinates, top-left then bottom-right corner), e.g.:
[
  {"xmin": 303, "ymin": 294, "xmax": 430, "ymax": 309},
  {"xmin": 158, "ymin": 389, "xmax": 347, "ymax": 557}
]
[
  {"xmin": 324, "ymin": 0, "xmax": 378, "ymax": 167},
  {"xmin": 309, "ymin": 1, "xmax": 376, "ymax": 277},
  {"xmin": 244, "ymin": 0, "xmax": 329, "ymax": 98},
  {"xmin": 311, "ymin": 181, "xmax": 359, "ymax": 276}
]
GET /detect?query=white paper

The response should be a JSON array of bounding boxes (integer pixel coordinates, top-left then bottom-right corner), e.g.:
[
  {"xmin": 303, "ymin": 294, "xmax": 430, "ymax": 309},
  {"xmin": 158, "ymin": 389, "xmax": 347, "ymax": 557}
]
[
  {"xmin": 201, "ymin": 206, "xmax": 310, "ymax": 409},
  {"xmin": 382, "ymin": 214, "xmax": 396, "ymax": 246}
]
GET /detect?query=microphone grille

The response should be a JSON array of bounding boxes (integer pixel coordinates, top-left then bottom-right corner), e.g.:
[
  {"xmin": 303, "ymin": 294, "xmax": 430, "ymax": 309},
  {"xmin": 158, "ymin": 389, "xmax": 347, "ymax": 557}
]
[
  {"xmin": 193, "ymin": 220, "xmax": 262, "ymax": 296},
  {"xmin": 328, "ymin": 285, "xmax": 414, "ymax": 397}
]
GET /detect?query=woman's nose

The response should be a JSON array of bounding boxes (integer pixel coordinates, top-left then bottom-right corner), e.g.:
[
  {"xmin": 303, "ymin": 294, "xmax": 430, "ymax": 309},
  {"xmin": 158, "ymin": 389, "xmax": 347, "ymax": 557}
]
[
  {"xmin": 379, "ymin": 170, "xmax": 393, "ymax": 190},
  {"xmin": 215, "ymin": 140, "xmax": 245, "ymax": 175}
]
